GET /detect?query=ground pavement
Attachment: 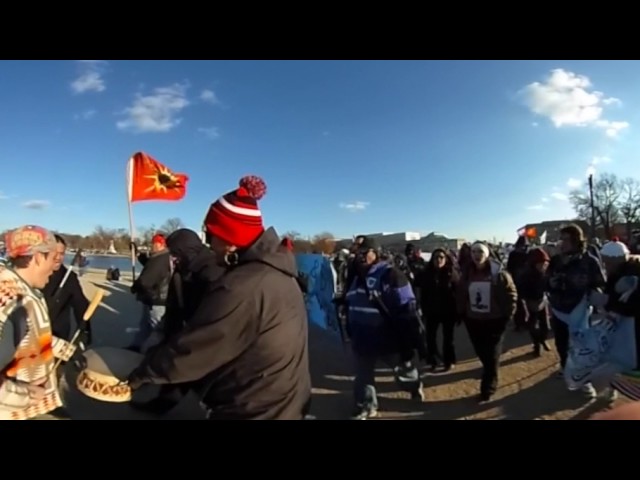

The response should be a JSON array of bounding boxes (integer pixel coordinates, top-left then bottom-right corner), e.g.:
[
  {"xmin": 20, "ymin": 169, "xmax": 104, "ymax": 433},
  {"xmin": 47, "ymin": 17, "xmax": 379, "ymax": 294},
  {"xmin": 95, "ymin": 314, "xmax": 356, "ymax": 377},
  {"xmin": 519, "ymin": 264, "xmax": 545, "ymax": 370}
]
[{"xmin": 40, "ymin": 271, "xmax": 627, "ymax": 420}]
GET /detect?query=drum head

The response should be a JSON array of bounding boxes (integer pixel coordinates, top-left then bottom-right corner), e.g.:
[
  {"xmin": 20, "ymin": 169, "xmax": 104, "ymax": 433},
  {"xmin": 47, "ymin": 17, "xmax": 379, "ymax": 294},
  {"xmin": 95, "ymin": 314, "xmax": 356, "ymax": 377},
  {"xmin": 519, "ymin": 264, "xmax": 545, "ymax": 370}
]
[{"xmin": 82, "ymin": 346, "xmax": 143, "ymax": 380}]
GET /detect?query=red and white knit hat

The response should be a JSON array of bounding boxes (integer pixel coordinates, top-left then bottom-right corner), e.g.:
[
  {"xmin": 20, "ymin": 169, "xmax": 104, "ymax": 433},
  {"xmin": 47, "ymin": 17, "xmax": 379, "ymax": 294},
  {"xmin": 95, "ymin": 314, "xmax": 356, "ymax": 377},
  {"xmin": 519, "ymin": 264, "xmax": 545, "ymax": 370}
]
[{"xmin": 203, "ymin": 175, "xmax": 267, "ymax": 248}]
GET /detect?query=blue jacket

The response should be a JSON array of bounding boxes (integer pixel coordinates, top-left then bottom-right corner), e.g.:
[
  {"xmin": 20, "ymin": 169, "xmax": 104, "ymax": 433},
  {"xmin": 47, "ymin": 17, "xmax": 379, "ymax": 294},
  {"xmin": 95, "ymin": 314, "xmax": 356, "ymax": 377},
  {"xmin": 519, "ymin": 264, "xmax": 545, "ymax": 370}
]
[{"xmin": 345, "ymin": 262, "xmax": 419, "ymax": 356}]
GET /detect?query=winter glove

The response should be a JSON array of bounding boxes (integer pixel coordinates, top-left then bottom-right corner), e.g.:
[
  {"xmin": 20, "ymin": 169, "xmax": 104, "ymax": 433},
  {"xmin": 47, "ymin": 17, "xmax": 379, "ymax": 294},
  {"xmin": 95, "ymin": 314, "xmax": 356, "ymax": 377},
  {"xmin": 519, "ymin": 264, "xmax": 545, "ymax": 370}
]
[
  {"xmin": 616, "ymin": 276, "xmax": 639, "ymax": 303},
  {"xmin": 589, "ymin": 291, "xmax": 610, "ymax": 309}
]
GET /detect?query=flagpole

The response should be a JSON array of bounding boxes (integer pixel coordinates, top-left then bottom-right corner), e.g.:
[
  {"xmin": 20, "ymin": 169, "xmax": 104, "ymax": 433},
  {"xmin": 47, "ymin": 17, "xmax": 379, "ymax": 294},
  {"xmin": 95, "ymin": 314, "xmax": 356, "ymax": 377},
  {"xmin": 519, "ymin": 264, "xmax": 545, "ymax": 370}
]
[{"xmin": 126, "ymin": 157, "xmax": 137, "ymax": 281}]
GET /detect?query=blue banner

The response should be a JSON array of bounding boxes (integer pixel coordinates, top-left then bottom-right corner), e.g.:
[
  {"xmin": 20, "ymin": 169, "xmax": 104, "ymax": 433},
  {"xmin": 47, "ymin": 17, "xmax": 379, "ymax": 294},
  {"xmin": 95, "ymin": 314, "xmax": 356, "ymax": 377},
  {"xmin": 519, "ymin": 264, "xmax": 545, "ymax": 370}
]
[{"xmin": 295, "ymin": 254, "xmax": 340, "ymax": 338}]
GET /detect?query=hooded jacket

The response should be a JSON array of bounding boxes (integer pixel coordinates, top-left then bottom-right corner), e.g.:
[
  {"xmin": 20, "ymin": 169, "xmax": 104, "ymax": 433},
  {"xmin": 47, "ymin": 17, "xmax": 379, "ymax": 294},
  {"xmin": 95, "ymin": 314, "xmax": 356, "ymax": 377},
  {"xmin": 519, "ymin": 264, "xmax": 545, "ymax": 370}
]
[
  {"xmin": 128, "ymin": 227, "xmax": 311, "ymax": 420},
  {"xmin": 131, "ymin": 249, "xmax": 171, "ymax": 306},
  {"xmin": 162, "ymin": 229, "xmax": 226, "ymax": 337}
]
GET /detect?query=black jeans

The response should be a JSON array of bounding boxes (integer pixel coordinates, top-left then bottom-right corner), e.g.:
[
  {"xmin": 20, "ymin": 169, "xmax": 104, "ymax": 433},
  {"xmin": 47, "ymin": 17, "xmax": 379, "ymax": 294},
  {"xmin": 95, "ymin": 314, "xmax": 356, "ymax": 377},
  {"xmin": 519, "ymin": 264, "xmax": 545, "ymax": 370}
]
[
  {"xmin": 528, "ymin": 308, "xmax": 550, "ymax": 347},
  {"xmin": 465, "ymin": 318, "xmax": 507, "ymax": 395},
  {"xmin": 551, "ymin": 316, "xmax": 569, "ymax": 369},
  {"xmin": 425, "ymin": 314, "xmax": 456, "ymax": 367}
]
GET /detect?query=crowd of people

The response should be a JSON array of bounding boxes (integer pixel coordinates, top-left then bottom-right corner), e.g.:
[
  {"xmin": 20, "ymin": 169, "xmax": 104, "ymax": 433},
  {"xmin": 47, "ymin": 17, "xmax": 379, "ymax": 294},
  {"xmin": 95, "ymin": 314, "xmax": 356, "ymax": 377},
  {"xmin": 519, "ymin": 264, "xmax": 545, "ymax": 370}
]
[{"xmin": 1, "ymin": 177, "xmax": 640, "ymax": 419}]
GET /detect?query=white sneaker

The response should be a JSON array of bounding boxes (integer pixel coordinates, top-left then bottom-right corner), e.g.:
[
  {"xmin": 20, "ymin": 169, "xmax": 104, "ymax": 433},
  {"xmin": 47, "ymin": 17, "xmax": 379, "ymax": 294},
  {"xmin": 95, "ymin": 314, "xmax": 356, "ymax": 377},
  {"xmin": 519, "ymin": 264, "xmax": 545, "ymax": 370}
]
[
  {"xmin": 598, "ymin": 387, "xmax": 618, "ymax": 403},
  {"xmin": 581, "ymin": 383, "xmax": 597, "ymax": 399}
]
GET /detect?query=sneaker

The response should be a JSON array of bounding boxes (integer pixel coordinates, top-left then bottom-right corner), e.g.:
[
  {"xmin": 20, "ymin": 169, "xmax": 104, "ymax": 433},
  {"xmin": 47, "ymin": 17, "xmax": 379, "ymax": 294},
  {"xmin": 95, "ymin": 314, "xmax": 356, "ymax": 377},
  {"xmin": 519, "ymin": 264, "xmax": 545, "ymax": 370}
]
[
  {"xmin": 350, "ymin": 408, "xmax": 379, "ymax": 420},
  {"xmin": 581, "ymin": 383, "xmax": 597, "ymax": 399},
  {"xmin": 541, "ymin": 341, "xmax": 551, "ymax": 352},
  {"xmin": 598, "ymin": 387, "xmax": 618, "ymax": 403},
  {"xmin": 411, "ymin": 389, "xmax": 425, "ymax": 402},
  {"xmin": 478, "ymin": 392, "xmax": 492, "ymax": 403}
]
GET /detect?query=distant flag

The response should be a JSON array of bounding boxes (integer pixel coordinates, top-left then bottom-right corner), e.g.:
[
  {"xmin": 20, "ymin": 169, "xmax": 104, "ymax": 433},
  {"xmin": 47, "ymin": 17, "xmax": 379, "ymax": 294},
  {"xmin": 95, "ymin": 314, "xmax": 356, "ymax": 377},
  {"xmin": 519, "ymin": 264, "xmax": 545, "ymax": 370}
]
[
  {"xmin": 540, "ymin": 230, "xmax": 548, "ymax": 245},
  {"xmin": 126, "ymin": 152, "xmax": 189, "ymax": 203}
]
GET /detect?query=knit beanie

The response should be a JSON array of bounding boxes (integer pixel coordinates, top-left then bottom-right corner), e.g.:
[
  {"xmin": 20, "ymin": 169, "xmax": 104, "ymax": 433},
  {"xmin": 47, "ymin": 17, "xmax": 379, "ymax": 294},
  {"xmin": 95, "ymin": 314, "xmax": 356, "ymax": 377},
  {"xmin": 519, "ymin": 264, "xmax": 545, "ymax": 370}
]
[
  {"xmin": 600, "ymin": 239, "xmax": 630, "ymax": 258},
  {"xmin": 203, "ymin": 175, "xmax": 267, "ymax": 248},
  {"xmin": 528, "ymin": 247, "xmax": 550, "ymax": 265}
]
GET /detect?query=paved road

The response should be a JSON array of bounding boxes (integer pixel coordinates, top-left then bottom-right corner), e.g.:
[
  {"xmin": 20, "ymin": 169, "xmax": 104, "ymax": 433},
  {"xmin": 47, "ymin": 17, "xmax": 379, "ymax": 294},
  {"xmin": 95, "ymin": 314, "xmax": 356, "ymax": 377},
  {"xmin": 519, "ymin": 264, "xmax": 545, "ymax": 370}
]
[{"xmin": 42, "ymin": 273, "xmax": 624, "ymax": 420}]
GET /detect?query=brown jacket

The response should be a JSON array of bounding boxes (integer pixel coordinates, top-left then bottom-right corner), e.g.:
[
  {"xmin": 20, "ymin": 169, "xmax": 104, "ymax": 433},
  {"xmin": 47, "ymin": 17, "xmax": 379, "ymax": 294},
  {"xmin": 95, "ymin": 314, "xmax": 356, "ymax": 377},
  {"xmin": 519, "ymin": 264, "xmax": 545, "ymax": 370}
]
[{"xmin": 457, "ymin": 260, "xmax": 518, "ymax": 321}]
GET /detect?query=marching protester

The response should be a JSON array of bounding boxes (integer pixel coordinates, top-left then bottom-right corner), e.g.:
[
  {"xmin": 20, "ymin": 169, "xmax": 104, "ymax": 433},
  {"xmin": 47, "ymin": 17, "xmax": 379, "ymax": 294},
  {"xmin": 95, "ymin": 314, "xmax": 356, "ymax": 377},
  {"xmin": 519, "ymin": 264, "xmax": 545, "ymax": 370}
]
[
  {"xmin": 131, "ymin": 227, "xmax": 225, "ymax": 415},
  {"xmin": 516, "ymin": 248, "xmax": 551, "ymax": 356},
  {"xmin": 457, "ymin": 241, "xmax": 518, "ymax": 402},
  {"xmin": 546, "ymin": 223, "xmax": 606, "ymax": 398},
  {"xmin": 600, "ymin": 239, "xmax": 640, "ymax": 369},
  {"xmin": 0, "ymin": 225, "xmax": 62, "ymax": 419},
  {"xmin": 457, "ymin": 243, "xmax": 472, "ymax": 273},
  {"xmin": 344, "ymin": 236, "xmax": 426, "ymax": 420},
  {"xmin": 405, "ymin": 243, "xmax": 427, "ymax": 299},
  {"xmin": 507, "ymin": 235, "xmax": 530, "ymax": 331},
  {"xmin": 127, "ymin": 176, "xmax": 312, "ymax": 420},
  {"xmin": 128, "ymin": 233, "xmax": 172, "ymax": 352},
  {"xmin": 418, "ymin": 248, "xmax": 459, "ymax": 372},
  {"xmin": 42, "ymin": 234, "xmax": 91, "ymax": 346}
]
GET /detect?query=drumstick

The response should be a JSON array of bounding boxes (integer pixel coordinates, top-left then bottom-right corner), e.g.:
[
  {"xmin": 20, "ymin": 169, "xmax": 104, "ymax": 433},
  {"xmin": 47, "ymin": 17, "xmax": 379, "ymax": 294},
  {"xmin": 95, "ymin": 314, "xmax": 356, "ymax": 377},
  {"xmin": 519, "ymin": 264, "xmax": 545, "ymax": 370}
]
[{"xmin": 53, "ymin": 288, "xmax": 106, "ymax": 371}]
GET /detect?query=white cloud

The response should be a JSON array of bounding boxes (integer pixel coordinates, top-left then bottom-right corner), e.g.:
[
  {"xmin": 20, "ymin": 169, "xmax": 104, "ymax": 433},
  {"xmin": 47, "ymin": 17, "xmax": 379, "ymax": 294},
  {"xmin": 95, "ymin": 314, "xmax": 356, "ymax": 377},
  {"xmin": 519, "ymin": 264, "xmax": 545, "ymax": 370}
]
[
  {"xmin": 200, "ymin": 89, "xmax": 220, "ymax": 105},
  {"xmin": 527, "ymin": 204, "xmax": 545, "ymax": 211},
  {"xmin": 116, "ymin": 83, "xmax": 190, "ymax": 133},
  {"xmin": 567, "ymin": 177, "xmax": 583, "ymax": 189},
  {"xmin": 74, "ymin": 109, "xmax": 96, "ymax": 120},
  {"xmin": 551, "ymin": 192, "xmax": 568, "ymax": 201},
  {"xmin": 22, "ymin": 200, "xmax": 50, "ymax": 210},
  {"xmin": 70, "ymin": 60, "xmax": 108, "ymax": 94},
  {"xmin": 541, "ymin": 197, "xmax": 549, "ymax": 203},
  {"xmin": 520, "ymin": 68, "xmax": 629, "ymax": 138},
  {"xmin": 339, "ymin": 201, "xmax": 369, "ymax": 212},
  {"xmin": 587, "ymin": 155, "xmax": 613, "ymax": 176},
  {"xmin": 197, "ymin": 126, "xmax": 220, "ymax": 139}
]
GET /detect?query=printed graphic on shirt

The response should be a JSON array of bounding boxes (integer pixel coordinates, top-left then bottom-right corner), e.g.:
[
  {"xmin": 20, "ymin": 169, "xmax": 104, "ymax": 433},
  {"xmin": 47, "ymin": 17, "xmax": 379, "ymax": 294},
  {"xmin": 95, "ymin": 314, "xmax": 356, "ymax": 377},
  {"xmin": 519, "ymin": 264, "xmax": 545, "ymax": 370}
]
[{"xmin": 468, "ymin": 281, "xmax": 491, "ymax": 313}]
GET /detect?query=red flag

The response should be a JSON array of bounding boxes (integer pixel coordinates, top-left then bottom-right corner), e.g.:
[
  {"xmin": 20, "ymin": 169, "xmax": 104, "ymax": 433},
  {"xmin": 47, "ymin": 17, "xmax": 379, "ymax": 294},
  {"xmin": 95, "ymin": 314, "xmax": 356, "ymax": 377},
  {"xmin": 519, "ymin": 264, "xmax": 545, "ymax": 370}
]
[{"xmin": 127, "ymin": 152, "xmax": 188, "ymax": 203}]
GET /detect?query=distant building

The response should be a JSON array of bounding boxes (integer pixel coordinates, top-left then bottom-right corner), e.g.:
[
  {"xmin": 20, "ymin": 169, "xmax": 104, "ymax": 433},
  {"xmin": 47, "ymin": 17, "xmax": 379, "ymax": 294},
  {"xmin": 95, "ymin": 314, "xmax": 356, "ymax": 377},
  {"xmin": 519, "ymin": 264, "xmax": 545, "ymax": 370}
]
[{"xmin": 418, "ymin": 232, "xmax": 466, "ymax": 252}]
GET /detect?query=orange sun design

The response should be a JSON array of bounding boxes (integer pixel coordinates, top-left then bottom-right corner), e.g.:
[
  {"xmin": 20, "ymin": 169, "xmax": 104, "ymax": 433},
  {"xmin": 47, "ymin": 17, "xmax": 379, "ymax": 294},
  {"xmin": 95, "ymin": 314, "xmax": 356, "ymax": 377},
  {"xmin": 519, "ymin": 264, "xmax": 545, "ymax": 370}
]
[{"xmin": 143, "ymin": 162, "xmax": 185, "ymax": 194}]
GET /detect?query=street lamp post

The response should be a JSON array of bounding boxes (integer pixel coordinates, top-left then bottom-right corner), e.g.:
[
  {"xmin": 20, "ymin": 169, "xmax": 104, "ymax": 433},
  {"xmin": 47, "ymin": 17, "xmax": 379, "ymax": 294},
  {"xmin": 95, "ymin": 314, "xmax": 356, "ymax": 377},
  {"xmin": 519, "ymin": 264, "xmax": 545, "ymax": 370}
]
[{"xmin": 588, "ymin": 174, "xmax": 596, "ymax": 240}]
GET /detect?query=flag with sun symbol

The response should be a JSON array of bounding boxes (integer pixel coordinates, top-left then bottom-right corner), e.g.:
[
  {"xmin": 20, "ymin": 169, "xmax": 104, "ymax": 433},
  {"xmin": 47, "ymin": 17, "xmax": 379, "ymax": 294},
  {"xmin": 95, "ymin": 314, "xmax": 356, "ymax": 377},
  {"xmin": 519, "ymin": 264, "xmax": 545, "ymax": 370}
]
[{"xmin": 127, "ymin": 152, "xmax": 189, "ymax": 202}]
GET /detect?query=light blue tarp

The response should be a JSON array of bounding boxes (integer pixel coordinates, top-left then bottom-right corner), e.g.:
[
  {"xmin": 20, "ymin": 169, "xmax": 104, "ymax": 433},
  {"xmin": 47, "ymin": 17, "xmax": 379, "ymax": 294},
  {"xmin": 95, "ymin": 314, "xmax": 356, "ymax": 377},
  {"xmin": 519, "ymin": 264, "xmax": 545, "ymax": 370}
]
[
  {"xmin": 295, "ymin": 254, "xmax": 340, "ymax": 339},
  {"xmin": 552, "ymin": 297, "xmax": 636, "ymax": 388}
]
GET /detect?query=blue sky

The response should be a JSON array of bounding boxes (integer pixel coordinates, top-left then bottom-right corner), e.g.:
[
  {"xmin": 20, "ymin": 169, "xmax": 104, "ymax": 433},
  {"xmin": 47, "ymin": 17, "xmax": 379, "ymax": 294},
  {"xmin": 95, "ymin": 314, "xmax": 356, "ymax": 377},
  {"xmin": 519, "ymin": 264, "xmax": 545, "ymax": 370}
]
[{"xmin": 1, "ymin": 60, "xmax": 638, "ymax": 242}]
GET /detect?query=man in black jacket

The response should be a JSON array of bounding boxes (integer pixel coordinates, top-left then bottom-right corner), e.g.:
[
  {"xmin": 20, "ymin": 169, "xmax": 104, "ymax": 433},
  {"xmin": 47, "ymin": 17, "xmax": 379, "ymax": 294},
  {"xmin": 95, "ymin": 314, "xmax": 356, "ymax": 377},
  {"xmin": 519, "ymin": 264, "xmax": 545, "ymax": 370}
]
[
  {"xmin": 129, "ymin": 234, "xmax": 172, "ymax": 352},
  {"xmin": 42, "ymin": 234, "xmax": 91, "ymax": 345}
]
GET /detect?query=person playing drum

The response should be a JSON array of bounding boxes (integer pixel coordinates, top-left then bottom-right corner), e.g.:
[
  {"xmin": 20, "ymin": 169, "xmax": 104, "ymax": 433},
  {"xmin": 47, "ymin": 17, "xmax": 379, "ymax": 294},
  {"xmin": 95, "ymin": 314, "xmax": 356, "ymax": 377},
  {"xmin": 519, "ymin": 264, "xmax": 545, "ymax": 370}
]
[{"xmin": 0, "ymin": 225, "xmax": 63, "ymax": 420}]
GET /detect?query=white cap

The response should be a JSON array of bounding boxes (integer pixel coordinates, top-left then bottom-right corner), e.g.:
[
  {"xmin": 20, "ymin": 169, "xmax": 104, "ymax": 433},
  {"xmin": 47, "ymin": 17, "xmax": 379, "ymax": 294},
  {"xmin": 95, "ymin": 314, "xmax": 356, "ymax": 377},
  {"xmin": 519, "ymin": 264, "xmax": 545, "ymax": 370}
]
[{"xmin": 601, "ymin": 240, "xmax": 630, "ymax": 258}]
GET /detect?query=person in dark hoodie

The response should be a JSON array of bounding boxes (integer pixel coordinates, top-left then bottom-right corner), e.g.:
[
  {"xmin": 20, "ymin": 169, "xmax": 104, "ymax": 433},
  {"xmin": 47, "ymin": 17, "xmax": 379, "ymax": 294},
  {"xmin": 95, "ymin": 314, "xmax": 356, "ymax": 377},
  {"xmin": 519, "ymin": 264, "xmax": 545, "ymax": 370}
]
[
  {"xmin": 405, "ymin": 243, "xmax": 427, "ymax": 299},
  {"xmin": 418, "ymin": 248, "xmax": 459, "ymax": 371},
  {"xmin": 130, "ymin": 228, "xmax": 225, "ymax": 415},
  {"xmin": 42, "ymin": 234, "xmax": 91, "ymax": 345},
  {"xmin": 127, "ymin": 175, "xmax": 311, "ymax": 420},
  {"xmin": 457, "ymin": 241, "xmax": 518, "ymax": 402},
  {"xmin": 128, "ymin": 234, "xmax": 172, "ymax": 352},
  {"xmin": 546, "ymin": 223, "xmax": 606, "ymax": 398},
  {"xmin": 517, "ymin": 248, "xmax": 551, "ymax": 356},
  {"xmin": 162, "ymin": 228, "xmax": 226, "ymax": 338},
  {"xmin": 507, "ymin": 235, "xmax": 530, "ymax": 331}
]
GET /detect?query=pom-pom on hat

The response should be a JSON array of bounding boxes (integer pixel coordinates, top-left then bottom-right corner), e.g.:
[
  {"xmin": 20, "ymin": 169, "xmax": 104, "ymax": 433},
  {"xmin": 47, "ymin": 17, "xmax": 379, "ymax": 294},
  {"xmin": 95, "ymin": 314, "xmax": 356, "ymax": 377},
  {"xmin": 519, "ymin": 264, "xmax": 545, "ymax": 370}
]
[
  {"xmin": 203, "ymin": 175, "xmax": 267, "ymax": 248},
  {"xmin": 601, "ymin": 239, "xmax": 630, "ymax": 258}
]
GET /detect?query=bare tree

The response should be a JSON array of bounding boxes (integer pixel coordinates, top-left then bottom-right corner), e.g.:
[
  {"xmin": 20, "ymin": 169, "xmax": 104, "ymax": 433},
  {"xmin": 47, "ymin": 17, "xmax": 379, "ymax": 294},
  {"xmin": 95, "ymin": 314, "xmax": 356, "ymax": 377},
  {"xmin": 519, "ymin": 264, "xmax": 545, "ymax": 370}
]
[
  {"xmin": 618, "ymin": 177, "xmax": 640, "ymax": 239},
  {"xmin": 161, "ymin": 217, "xmax": 185, "ymax": 233},
  {"xmin": 311, "ymin": 231, "xmax": 336, "ymax": 255},
  {"xmin": 569, "ymin": 172, "xmax": 621, "ymax": 238}
]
